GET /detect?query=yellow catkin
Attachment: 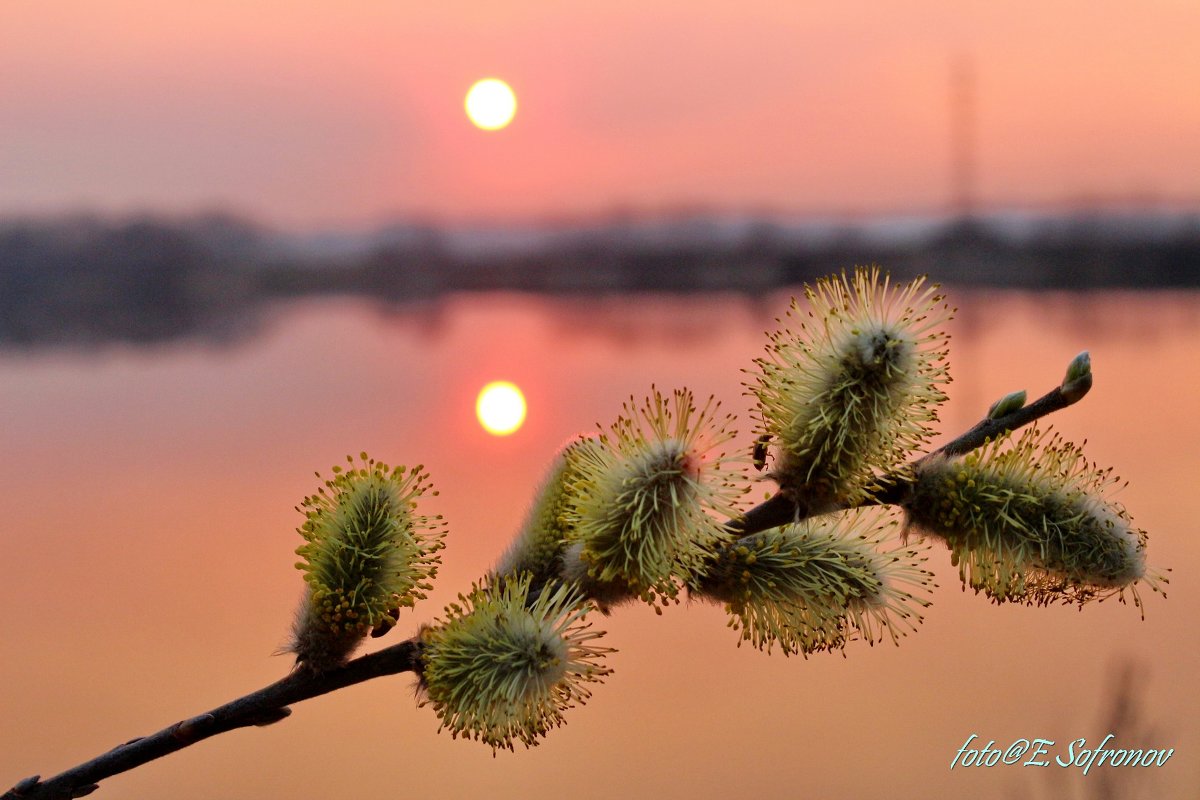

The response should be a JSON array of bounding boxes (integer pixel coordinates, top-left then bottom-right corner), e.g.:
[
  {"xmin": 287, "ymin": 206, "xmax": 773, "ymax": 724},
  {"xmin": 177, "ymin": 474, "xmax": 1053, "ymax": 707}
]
[
  {"xmin": 290, "ymin": 454, "xmax": 445, "ymax": 671},
  {"xmin": 751, "ymin": 267, "xmax": 952, "ymax": 509},
  {"xmin": 905, "ymin": 426, "xmax": 1165, "ymax": 613}
]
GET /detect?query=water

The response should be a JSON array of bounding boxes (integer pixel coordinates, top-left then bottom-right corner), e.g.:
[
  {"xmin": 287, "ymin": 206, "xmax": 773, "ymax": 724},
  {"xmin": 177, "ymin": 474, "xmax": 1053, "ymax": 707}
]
[{"xmin": 1, "ymin": 288, "xmax": 1197, "ymax": 799}]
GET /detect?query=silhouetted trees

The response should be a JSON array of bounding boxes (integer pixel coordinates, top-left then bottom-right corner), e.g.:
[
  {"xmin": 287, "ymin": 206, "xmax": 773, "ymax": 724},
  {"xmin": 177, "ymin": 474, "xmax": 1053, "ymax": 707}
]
[{"xmin": 2, "ymin": 211, "xmax": 1198, "ymax": 347}]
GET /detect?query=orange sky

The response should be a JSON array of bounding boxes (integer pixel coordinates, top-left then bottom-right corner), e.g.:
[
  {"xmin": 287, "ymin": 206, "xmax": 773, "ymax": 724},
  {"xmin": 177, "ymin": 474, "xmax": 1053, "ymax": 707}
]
[{"xmin": 2, "ymin": 1, "xmax": 1199, "ymax": 226}]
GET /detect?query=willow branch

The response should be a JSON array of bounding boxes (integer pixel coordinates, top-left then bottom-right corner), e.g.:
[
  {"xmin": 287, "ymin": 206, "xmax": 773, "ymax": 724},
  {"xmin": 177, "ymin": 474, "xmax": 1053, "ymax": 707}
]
[
  {"xmin": 4, "ymin": 356, "xmax": 1096, "ymax": 799},
  {"xmin": 727, "ymin": 360, "xmax": 1093, "ymax": 539},
  {"xmin": 3, "ymin": 640, "xmax": 421, "ymax": 800}
]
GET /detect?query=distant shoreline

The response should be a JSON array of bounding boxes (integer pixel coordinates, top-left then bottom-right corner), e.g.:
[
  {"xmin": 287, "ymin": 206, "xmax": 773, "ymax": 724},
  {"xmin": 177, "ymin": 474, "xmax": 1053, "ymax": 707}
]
[{"xmin": 3, "ymin": 210, "xmax": 1198, "ymax": 347}]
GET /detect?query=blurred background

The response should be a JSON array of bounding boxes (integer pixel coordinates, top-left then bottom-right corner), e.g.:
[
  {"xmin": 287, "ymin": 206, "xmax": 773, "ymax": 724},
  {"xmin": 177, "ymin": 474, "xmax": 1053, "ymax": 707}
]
[{"xmin": 1, "ymin": 2, "xmax": 1197, "ymax": 798}]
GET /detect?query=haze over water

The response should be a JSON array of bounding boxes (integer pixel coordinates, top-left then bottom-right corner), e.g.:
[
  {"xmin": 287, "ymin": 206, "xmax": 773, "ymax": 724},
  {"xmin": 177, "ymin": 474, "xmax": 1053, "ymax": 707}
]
[{"xmin": 1, "ymin": 289, "xmax": 1196, "ymax": 799}]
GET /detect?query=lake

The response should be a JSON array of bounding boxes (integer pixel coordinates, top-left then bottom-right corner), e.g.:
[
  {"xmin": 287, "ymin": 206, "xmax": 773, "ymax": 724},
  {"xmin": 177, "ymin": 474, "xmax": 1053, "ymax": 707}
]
[{"xmin": 1, "ymin": 287, "xmax": 1196, "ymax": 798}]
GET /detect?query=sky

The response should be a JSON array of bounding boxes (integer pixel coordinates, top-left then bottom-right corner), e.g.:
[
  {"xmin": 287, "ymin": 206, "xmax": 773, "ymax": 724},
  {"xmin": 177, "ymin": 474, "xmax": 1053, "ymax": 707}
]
[{"xmin": 3, "ymin": 1, "xmax": 1199, "ymax": 227}]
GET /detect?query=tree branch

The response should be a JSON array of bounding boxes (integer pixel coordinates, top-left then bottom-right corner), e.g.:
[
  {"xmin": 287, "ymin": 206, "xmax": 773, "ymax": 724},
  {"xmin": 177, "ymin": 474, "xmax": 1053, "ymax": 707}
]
[
  {"xmin": 3, "ymin": 355, "xmax": 1096, "ymax": 799},
  {"xmin": 3, "ymin": 640, "xmax": 421, "ymax": 800},
  {"xmin": 923, "ymin": 374, "xmax": 1090, "ymax": 462}
]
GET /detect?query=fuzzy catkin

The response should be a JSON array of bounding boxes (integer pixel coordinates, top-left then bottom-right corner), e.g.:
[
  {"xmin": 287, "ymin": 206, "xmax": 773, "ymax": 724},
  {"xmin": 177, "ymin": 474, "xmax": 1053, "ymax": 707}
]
[
  {"xmin": 290, "ymin": 454, "xmax": 444, "ymax": 671},
  {"xmin": 494, "ymin": 437, "xmax": 599, "ymax": 588},
  {"xmin": 752, "ymin": 267, "xmax": 951, "ymax": 509},
  {"xmin": 418, "ymin": 576, "xmax": 612, "ymax": 751},
  {"xmin": 565, "ymin": 387, "xmax": 746, "ymax": 608},
  {"xmin": 905, "ymin": 427, "xmax": 1162, "ymax": 610},
  {"xmin": 697, "ymin": 509, "xmax": 933, "ymax": 656}
]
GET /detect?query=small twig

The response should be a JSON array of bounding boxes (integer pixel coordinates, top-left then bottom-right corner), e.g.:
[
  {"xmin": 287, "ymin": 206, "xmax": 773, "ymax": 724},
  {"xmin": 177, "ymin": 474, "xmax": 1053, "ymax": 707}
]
[
  {"xmin": 924, "ymin": 376, "xmax": 1091, "ymax": 462},
  {"xmin": 3, "ymin": 640, "xmax": 420, "ymax": 800}
]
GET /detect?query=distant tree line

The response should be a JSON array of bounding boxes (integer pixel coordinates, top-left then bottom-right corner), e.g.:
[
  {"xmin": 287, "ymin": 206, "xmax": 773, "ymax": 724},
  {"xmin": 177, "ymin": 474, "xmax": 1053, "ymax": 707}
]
[
  {"xmin": 2, "ymin": 211, "xmax": 1198, "ymax": 347},
  {"xmin": 0, "ymin": 215, "xmax": 262, "ymax": 347}
]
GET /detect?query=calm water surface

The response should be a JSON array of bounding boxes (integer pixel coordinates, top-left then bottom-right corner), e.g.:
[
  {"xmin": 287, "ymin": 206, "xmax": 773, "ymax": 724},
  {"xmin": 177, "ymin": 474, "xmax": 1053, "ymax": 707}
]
[{"xmin": 1, "ymin": 289, "xmax": 1197, "ymax": 799}]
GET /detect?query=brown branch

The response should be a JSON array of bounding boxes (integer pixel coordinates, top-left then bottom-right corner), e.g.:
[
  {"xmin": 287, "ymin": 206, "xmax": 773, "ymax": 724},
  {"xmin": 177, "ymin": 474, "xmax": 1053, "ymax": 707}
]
[
  {"xmin": 724, "ymin": 491, "xmax": 799, "ymax": 536},
  {"xmin": 3, "ymin": 640, "xmax": 421, "ymax": 800},
  {"xmin": 924, "ymin": 377, "xmax": 1091, "ymax": 462}
]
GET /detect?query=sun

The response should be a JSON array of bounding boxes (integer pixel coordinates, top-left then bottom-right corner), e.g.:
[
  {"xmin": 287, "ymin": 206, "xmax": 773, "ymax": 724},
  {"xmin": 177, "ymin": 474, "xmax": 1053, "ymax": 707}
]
[
  {"xmin": 465, "ymin": 78, "xmax": 517, "ymax": 131},
  {"xmin": 476, "ymin": 381, "xmax": 527, "ymax": 436}
]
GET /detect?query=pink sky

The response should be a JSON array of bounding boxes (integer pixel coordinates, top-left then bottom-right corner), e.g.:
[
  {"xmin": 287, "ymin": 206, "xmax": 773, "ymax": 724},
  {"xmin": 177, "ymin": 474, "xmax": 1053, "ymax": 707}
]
[{"xmin": 2, "ymin": 1, "xmax": 1199, "ymax": 226}]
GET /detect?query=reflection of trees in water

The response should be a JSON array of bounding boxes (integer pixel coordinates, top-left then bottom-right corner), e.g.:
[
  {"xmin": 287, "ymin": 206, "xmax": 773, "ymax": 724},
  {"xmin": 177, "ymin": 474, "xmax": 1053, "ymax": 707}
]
[
  {"xmin": 541, "ymin": 293, "xmax": 777, "ymax": 347},
  {"xmin": 951, "ymin": 290, "xmax": 1200, "ymax": 346},
  {"xmin": 539, "ymin": 290, "xmax": 1200, "ymax": 352},
  {"xmin": 1024, "ymin": 660, "xmax": 1169, "ymax": 800}
]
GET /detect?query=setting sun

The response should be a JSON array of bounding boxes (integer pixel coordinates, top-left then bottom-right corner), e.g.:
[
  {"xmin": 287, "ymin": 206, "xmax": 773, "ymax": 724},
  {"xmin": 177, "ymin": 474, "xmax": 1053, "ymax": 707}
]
[
  {"xmin": 465, "ymin": 78, "xmax": 517, "ymax": 131},
  {"xmin": 476, "ymin": 381, "xmax": 526, "ymax": 436}
]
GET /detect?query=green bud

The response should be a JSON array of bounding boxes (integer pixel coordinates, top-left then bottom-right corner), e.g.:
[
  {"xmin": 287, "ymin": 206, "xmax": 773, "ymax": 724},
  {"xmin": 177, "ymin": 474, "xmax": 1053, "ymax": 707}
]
[
  {"xmin": 987, "ymin": 389, "xmax": 1027, "ymax": 420},
  {"xmin": 1061, "ymin": 350, "xmax": 1093, "ymax": 402}
]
